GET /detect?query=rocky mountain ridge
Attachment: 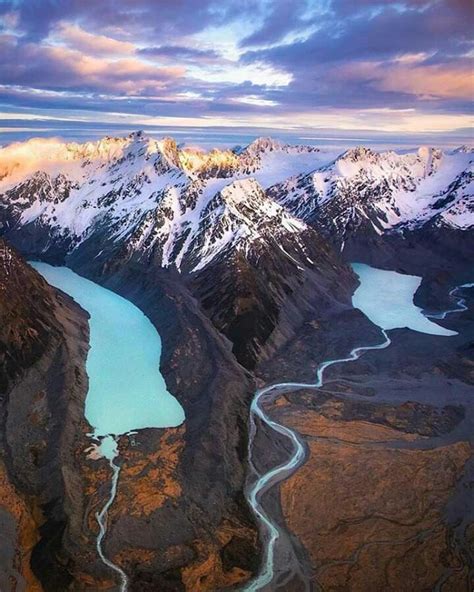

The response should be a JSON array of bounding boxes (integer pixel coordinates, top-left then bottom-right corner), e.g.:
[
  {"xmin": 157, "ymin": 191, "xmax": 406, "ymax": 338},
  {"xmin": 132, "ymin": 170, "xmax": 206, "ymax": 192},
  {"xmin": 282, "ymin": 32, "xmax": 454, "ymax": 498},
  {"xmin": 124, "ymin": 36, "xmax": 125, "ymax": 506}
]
[
  {"xmin": 1, "ymin": 132, "xmax": 472, "ymax": 365},
  {"xmin": 268, "ymin": 144, "xmax": 473, "ymax": 243},
  {"xmin": 1, "ymin": 134, "xmax": 471, "ymax": 267},
  {"xmin": 0, "ymin": 132, "xmax": 358, "ymax": 367}
]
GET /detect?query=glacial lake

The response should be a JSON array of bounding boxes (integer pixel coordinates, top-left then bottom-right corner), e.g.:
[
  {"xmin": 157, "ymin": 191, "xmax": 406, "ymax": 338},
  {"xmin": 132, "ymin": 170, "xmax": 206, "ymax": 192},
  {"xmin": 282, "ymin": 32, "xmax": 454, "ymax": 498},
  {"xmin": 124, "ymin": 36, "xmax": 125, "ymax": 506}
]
[
  {"xmin": 351, "ymin": 263, "xmax": 457, "ymax": 337},
  {"xmin": 30, "ymin": 263, "xmax": 185, "ymax": 440}
]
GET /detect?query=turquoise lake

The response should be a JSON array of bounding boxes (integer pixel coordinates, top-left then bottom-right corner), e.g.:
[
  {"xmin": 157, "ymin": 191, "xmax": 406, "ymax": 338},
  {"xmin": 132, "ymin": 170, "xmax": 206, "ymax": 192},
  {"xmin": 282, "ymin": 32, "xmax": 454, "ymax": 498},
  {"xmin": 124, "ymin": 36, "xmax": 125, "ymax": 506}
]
[
  {"xmin": 30, "ymin": 263, "xmax": 185, "ymax": 438},
  {"xmin": 351, "ymin": 263, "xmax": 457, "ymax": 337}
]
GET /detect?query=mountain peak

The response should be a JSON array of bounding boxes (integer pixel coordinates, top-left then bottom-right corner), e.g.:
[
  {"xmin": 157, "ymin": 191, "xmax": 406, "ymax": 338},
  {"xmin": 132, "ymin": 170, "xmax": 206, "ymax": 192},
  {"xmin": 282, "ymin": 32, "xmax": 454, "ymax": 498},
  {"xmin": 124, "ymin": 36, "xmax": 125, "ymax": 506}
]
[
  {"xmin": 128, "ymin": 130, "xmax": 146, "ymax": 140},
  {"xmin": 219, "ymin": 177, "xmax": 263, "ymax": 204},
  {"xmin": 243, "ymin": 137, "xmax": 285, "ymax": 156},
  {"xmin": 341, "ymin": 146, "xmax": 378, "ymax": 162}
]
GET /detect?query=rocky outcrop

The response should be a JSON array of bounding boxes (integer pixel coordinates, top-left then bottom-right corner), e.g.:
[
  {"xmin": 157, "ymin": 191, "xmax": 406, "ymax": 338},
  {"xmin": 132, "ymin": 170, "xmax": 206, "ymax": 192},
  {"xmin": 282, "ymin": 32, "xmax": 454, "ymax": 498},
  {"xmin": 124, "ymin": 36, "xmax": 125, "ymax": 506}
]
[
  {"xmin": 189, "ymin": 220, "xmax": 355, "ymax": 368},
  {"xmin": 0, "ymin": 239, "xmax": 261, "ymax": 591},
  {"xmin": 0, "ymin": 239, "xmax": 90, "ymax": 590}
]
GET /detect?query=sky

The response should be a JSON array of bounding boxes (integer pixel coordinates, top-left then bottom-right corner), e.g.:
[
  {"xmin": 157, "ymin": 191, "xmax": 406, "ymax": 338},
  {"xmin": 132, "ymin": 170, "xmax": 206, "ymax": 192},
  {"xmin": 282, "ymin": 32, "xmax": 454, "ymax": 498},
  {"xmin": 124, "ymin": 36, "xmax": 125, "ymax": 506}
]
[{"xmin": 0, "ymin": 0, "xmax": 473, "ymax": 146}]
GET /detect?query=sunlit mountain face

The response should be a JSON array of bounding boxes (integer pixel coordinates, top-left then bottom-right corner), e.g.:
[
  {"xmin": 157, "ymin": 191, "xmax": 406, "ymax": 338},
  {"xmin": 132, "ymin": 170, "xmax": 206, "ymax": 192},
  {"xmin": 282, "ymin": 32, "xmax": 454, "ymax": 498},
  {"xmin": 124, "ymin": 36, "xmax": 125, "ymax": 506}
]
[
  {"xmin": 0, "ymin": 3, "xmax": 473, "ymax": 592},
  {"xmin": 0, "ymin": 0, "xmax": 472, "ymax": 144}
]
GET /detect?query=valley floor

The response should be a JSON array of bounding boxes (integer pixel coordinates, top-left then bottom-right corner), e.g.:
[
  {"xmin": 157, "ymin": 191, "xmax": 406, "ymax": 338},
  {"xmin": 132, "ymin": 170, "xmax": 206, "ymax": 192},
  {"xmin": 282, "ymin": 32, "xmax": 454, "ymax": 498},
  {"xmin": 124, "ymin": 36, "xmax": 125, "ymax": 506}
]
[{"xmin": 252, "ymin": 285, "xmax": 474, "ymax": 591}]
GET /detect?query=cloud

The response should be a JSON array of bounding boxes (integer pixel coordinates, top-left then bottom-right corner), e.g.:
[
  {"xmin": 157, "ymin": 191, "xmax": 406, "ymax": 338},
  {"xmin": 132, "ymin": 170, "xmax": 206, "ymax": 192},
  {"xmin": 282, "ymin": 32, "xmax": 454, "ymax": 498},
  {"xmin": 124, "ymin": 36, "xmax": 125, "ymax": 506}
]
[
  {"xmin": 52, "ymin": 22, "xmax": 135, "ymax": 56},
  {"xmin": 0, "ymin": 35, "xmax": 185, "ymax": 95},
  {"xmin": 333, "ymin": 0, "xmax": 474, "ymax": 18},
  {"xmin": 244, "ymin": 2, "xmax": 472, "ymax": 68},
  {"xmin": 0, "ymin": 0, "xmax": 262, "ymax": 42},
  {"xmin": 338, "ymin": 60, "xmax": 474, "ymax": 100},
  {"xmin": 232, "ymin": 95, "xmax": 279, "ymax": 107},
  {"xmin": 239, "ymin": 0, "xmax": 318, "ymax": 47},
  {"xmin": 138, "ymin": 45, "xmax": 221, "ymax": 63},
  {"xmin": 238, "ymin": 0, "xmax": 473, "ymax": 113}
]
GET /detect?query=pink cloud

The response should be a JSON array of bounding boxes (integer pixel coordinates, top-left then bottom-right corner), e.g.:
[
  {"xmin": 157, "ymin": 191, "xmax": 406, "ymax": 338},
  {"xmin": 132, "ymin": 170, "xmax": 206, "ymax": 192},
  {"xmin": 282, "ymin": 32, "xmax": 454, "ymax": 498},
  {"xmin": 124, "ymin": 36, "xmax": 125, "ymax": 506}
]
[
  {"xmin": 1, "ymin": 36, "xmax": 185, "ymax": 95},
  {"xmin": 378, "ymin": 64, "xmax": 473, "ymax": 99},
  {"xmin": 336, "ymin": 59, "xmax": 473, "ymax": 100},
  {"xmin": 53, "ymin": 22, "xmax": 135, "ymax": 56}
]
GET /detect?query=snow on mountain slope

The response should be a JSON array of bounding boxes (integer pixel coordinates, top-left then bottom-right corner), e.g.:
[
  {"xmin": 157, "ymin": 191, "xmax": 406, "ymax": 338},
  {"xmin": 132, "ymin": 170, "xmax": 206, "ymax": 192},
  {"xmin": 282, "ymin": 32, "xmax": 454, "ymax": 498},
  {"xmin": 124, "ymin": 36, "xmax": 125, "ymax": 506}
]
[
  {"xmin": 237, "ymin": 137, "xmax": 340, "ymax": 188},
  {"xmin": 0, "ymin": 133, "xmax": 339, "ymax": 191},
  {"xmin": 267, "ymin": 146, "xmax": 474, "ymax": 241},
  {"xmin": 0, "ymin": 132, "xmax": 328, "ymax": 274},
  {"xmin": 2, "ymin": 134, "xmax": 186, "ymax": 243},
  {"xmin": 188, "ymin": 178, "xmax": 307, "ymax": 272},
  {"xmin": 426, "ymin": 168, "xmax": 474, "ymax": 230},
  {"xmin": 0, "ymin": 136, "xmax": 130, "ymax": 190},
  {"xmin": 0, "ymin": 133, "xmax": 472, "ymax": 276},
  {"xmin": 113, "ymin": 176, "xmax": 310, "ymax": 273},
  {"xmin": 2, "ymin": 132, "xmax": 471, "ymax": 366}
]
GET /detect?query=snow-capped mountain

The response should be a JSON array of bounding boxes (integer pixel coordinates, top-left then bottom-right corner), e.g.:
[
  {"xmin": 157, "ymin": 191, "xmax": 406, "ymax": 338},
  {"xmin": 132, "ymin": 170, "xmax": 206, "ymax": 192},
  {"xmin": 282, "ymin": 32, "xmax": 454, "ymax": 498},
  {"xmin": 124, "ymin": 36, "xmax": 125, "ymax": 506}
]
[
  {"xmin": 0, "ymin": 132, "xmax": 472, "ymax": 365},
  {"xmin": 0, "ymin": 132, "xmax": 337, "ymax": 271},
  {"xmin": 1, "ymin": 133, "xmax": 472, "ymax": 268},
  {"xmin": 267, "ymin": 145, "xmax": 474, "ymax": 249},
  {"xmin": 0, "ymin": 132, "xmax": 353, "ymax": 367}
]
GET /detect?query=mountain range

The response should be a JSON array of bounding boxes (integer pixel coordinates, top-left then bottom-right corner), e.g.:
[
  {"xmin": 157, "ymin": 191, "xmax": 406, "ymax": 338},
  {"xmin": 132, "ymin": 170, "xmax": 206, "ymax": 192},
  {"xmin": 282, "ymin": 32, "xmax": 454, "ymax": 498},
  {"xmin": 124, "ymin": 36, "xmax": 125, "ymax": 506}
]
[
  {"xmin": 1, "ymin": 132, "xmax": 472, "ymax": 365},
  {"xmin": 0, "ymin": 132, "xmax": 473, "ymax": 591}
]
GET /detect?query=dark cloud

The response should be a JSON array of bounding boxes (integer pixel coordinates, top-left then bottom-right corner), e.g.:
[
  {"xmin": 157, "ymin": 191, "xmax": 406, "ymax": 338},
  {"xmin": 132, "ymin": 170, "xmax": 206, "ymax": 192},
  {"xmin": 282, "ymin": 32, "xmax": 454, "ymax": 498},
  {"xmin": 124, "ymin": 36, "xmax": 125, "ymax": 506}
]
[
  {"xmin": 238, "ymin": 0, "xmax": 473, "ymax": 112},
  {"xmin": 244, "ymin": 1, "xmax": 471, "ymax": 67},
  {"xmin": 333, "ymin": 0, "xmax": 473, "ymax": 18},
  {"xmin": 0, "ymin": 0, "xmax": 261, "ymax": 42},
  {"xmin": 138, "ymin": 45, "xmax": 221, "ymax": 62},
  {"xmin": 239, "ymin": 0, "xmax": 317, "ymax": 47}
]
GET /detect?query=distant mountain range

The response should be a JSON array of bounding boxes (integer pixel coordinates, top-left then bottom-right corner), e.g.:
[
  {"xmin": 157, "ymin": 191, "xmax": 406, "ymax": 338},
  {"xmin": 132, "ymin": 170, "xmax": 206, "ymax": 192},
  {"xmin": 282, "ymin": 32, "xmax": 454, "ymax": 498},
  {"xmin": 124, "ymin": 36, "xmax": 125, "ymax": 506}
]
[{"xmin": 1, "ymin": 133, "xmax": 472, "ymax": 263}]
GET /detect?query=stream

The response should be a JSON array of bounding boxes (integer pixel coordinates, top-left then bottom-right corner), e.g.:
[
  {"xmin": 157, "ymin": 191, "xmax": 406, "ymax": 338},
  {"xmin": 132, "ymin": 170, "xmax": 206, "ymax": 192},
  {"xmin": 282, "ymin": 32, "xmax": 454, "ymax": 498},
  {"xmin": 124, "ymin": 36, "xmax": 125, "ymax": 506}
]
[
  {"xmin": 242, "ymin": 265, "xmax": 472, "ymax": 591},
  {"xmin": 30, "ymin": 262, "xmax": 185, "ymax": 591},
  {"xmin": 30, "ymin": 260, "xmax": 471, "ymax": 591}
]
